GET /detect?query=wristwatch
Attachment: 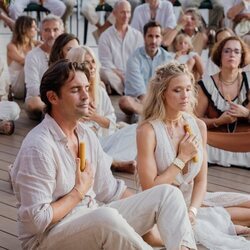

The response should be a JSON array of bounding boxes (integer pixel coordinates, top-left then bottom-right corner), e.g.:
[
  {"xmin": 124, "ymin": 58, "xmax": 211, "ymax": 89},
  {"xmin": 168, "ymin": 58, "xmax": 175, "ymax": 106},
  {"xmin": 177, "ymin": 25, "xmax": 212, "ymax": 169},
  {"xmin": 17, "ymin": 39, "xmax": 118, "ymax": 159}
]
[{"xmin": 173, "ymin": 158, "xmax": 185, "ymax": 170}]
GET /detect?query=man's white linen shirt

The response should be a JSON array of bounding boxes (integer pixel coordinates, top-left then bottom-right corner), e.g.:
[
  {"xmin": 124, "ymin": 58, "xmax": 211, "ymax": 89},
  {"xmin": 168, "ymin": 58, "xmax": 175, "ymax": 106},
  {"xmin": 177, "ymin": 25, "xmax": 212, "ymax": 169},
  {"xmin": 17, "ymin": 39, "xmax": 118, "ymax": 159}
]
[
  {"xmin": 11, "ymin": 114, "xmax": 126, "ymax": 247},
  {"xmin": 24, "ymin": 47, "xmax": 49, "ymax": 101},
  {"xmin": 98, "ymin": 25, "xmax": 144, "ymax": 73},
  {"xmin": 131, "ymin": 1, "xmax": 177, "ymax": 33}
]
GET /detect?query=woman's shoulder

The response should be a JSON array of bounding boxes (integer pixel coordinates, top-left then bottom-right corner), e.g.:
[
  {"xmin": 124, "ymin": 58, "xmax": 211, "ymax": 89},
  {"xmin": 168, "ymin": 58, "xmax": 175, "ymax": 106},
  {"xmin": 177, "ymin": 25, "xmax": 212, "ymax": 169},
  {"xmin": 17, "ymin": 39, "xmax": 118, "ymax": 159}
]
[{"xmin": 137, "ymin": 121, "xmax": 155, "ymax": 135}]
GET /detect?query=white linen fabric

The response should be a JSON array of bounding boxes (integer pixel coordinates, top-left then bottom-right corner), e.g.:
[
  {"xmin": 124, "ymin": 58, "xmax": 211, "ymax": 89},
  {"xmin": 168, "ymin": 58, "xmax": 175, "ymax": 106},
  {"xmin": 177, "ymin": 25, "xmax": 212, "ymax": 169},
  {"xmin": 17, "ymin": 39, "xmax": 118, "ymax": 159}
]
[
  {"xmin": 9, "ymin": 0, "xmax": 66, "ymax": 20},
  {"xmin": 98, "ymin": 25, "xmax": 143, "ymax": 94},
  {"xmin": 0, "ymin": 101, "xmax": 20, "ymax": 120},
  {"xmin": 148, "ymin": 113, "xmax": 250, "ymax": 249},
  {"xmin": 11, "ymin": 114, "xmax": 197, "ymax": 250},
  {"xmin": 84, "ymin": 86, "xmax": 117, "ymax": 138},
  {"xmin": 131, "ymin": 1, "xmax": 177, "ymax": 33},
  {"xmin": 24, "ymin": 47, "xmax": 49, "ymax": 101}
]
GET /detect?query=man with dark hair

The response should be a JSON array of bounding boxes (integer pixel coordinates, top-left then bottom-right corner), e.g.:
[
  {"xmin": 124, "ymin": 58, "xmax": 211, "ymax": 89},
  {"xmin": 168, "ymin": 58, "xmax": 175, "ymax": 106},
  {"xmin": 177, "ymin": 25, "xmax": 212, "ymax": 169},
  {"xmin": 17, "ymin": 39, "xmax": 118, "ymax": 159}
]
[
  {"xmin": 119, "ymin": 21, "xmax": 173, "ymax": 116},
  {"xmin": 11, "ymin": 59, "xmax": 196, "ymax": 250}
]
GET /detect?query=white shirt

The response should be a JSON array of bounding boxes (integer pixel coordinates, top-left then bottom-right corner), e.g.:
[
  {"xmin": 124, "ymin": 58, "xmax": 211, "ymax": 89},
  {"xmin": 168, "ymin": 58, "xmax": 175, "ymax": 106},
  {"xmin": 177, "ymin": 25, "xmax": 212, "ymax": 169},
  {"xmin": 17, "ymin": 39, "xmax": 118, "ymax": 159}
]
[
  {"xmin": 98, "ymin": 25, "xmax": 144, "ymax": 73},
  {"xmin": 24, "ymin": 47, "xmax": 49, "ymax": 101},
  {"xmin": 131, "ymin": 1, "xmax": 177, "ymax": 33},
  {"xmin": 11, "ymin": 114, "xmax": 126, "ymax": 247}
]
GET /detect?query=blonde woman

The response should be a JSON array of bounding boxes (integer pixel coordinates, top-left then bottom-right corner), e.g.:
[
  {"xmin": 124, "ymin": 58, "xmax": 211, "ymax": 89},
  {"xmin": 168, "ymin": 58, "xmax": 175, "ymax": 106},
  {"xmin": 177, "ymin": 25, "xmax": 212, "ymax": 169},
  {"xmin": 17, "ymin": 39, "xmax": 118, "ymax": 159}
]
[
  {"xmin": 66, "ymin": 46, "xmax": 135, "ymax": 173},
  {"xmin": 137, "ymin": 62, "xmax": 250, "ymax": 248}
]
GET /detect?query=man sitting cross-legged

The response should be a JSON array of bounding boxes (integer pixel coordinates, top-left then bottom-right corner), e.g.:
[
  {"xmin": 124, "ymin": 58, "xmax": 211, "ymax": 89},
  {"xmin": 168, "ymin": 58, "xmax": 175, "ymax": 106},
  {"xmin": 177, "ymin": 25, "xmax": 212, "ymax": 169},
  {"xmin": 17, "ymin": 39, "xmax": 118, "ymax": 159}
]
[
  {"xmin": 10, "ymin": 59, "xmax": 196, "ymax": 250},
  {"xmin": 119, "ymin": 21, "xmax": 173, "ymax": 116}
]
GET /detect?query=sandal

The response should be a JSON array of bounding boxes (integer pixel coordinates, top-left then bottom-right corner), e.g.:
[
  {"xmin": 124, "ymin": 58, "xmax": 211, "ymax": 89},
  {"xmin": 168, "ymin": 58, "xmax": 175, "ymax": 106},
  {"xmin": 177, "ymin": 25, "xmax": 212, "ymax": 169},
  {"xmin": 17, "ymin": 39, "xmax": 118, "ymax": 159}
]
[{"xmin": 0, "ymin": 120, "xmax": 15, "ymax": 135}]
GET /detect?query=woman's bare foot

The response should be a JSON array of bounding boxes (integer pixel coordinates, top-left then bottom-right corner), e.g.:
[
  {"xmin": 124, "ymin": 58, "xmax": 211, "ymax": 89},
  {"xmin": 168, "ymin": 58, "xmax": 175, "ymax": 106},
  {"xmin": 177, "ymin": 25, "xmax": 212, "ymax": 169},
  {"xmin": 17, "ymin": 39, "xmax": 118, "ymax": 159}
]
[
  {"xmin": 111, "ymin": 160, "xmax": 136, "ymax": 174},
  {"xmin": 235, "ymin": 225, "xmax": 250, "ymax": 235}
]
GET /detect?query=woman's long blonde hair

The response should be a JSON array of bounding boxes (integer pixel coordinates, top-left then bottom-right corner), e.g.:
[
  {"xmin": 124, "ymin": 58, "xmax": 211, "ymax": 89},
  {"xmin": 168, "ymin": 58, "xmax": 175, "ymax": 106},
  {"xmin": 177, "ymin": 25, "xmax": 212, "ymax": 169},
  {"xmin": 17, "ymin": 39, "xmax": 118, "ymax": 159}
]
[
  {"xmin": 66, "ymin": 45, "xmax": 101, "ymax": 105},
  {"xmin": 141, "ymin": 62, "xmax": 197, "ymax": 123}
]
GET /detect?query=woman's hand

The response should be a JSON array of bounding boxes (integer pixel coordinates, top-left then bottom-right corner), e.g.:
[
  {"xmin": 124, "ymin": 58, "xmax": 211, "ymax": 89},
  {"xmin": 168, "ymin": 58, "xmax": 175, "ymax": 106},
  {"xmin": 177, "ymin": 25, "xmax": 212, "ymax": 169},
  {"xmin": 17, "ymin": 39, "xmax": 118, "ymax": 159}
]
[
  {"xmin": 75, "ymin": 159, "xmax": 94, "ymax": 196},
  {"xmin": 217, "ymin": 111, "xmax": 237, "ymax": 125},
  {"xmin": 178, "ymin": 133, "xmax": 198, "ymax": 163},
  {"xmin": 227, "ymin": 102, "xmax": 250, "ymax": 118}
]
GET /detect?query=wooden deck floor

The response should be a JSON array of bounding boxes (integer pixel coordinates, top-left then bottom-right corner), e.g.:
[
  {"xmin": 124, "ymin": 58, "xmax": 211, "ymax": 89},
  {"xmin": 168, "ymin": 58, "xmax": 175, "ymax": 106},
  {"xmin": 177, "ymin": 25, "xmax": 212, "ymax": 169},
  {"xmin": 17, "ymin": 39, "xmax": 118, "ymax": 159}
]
[{"xmin": 0, "ymin": 97, "xmax": 249, "ymax": 249}]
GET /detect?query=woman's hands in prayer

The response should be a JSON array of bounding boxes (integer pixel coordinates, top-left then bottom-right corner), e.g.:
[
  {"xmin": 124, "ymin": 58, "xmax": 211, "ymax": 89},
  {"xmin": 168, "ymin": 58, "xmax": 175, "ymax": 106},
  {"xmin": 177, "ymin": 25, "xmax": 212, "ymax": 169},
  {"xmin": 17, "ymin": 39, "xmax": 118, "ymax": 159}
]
[{"xmin": 177, "ymin": 133, "xmax": 198, "ymax": 164}]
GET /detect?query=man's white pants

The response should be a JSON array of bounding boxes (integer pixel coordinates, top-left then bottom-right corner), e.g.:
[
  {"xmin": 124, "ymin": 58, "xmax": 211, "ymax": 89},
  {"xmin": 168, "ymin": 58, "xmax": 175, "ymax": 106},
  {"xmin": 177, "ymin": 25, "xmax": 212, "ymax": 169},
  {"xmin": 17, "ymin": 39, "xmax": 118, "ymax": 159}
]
[{"xmin": 38, "ymin": 185, "xmax": 196, "ymax": 250}]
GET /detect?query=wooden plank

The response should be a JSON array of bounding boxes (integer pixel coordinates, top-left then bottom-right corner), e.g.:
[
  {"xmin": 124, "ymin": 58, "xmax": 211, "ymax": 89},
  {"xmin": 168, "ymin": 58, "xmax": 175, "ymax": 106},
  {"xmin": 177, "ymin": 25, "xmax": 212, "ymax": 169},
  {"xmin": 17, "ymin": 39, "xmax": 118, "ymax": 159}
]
[
  {"xmin": 0, "ymin": 231, "xmax": 21, "ymax": 250},
  {"xmin": 210, "ymin": 166, "xmax": 250, "ymax": 177},
  {"xmin": 0, "ymin": 144, "xmax": 19, "ymax": 155},
  {"xmin": 0, "ymin": 169, "xmax": 9, "ymax": 182},
  {"xmin": 0, "ymin": 191, "xmax": 17, "ymax": 207},
  {"xmin": 207, "ymin": 183, "xmax": 247, "ymax": 193},
  {"xmin": 0, "ymin": 162, "xmax": 12, "ymax": 172},
  {"xmin": 0, "ymin": 216, "xmax": 18, "ymax": 236},
  {"xmin": 208, "ymin": 175, "xmax": 250, "ymax": 193},
  {"xmin": 0, "ymin": 180, "xmax": 13, "ymax": 194},
  {"xmin": 0, "ymin": 202, "xmax": 17, "ymax": 220},
  {"xmin": 0, "ymin": 152, "xmax": 16, "ymax": 164}
]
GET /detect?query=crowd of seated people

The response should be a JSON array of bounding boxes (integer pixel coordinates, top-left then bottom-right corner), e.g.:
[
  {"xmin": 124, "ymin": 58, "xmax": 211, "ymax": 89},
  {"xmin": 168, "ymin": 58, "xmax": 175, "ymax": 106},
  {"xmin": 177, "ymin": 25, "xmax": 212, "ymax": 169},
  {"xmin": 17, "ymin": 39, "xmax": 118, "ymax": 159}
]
[{"xmin": 0, "ymin": 0, "xmax": 250, "ymax": 248}]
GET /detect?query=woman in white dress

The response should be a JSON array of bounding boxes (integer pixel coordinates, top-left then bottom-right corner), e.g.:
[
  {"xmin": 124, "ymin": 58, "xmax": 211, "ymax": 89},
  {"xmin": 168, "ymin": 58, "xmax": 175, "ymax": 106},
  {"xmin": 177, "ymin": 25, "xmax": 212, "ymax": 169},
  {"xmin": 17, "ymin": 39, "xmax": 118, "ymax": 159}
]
[
  {"xmin": 66, "ymin": 46, "xmax": 136, "ymax": 173},
  {"xmin": 7, "ymin": 15, "xmax": 41, "ymax": 99},
  {"xmin": 196, "ymin": 36, "xmax": 250, "ymax": 168},
  {"xmin": 136, "ymin": 61, "xmax": 250, "ymax": 249}
]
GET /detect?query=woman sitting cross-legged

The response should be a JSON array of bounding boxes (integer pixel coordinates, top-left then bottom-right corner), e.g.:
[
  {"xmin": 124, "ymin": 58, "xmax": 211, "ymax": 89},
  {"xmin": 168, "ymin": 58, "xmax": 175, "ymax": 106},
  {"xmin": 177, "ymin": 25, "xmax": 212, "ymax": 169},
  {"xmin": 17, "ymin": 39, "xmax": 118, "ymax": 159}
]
[
  {"xmin": 66, "ymin": 46, "xmax": 136, "ymax": 174},
  {"xmin": 196, "ymin": 36, "xmax": 250, "ymax": 168},
  {"xmin": 136, "ymin": 61, "xmax": 250, "ymax": 249}
]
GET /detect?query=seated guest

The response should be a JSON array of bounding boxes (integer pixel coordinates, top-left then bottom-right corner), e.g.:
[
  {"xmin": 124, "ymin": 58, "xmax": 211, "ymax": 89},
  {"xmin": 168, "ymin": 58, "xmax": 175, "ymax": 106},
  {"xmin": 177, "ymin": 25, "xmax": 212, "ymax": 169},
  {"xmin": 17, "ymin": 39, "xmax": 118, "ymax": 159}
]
[
  {"xmin": 81, "ymin": 0, "xmax": 142, "ymax": 42},
  {"xmin": 119, "ymin": 21, "xmax": 173, "ymax": 116},
  {"xmin": 227, "ymin": 0, "xmax": 250, "ymax": 45},
  {"xmin": 165, "ymin": 8, "xmax": 208, "ymax": 55},
  {"xmin": 172, "ymin": 33, "xmax": 204, "ymax": 80},
  {"xmin": 24, "ymin": 14, "xmax": 64, "ymax": 121},
  {"xmin": 195, "ymin": 36, "xmax": 250, "ymax": 168},
  {"xmin": 48, "ymin": 33, "xmax": 79, "ymax": 66},
  {"xmin": 136, "ymin": 61, "xmax": 250, "ymax": 249},
  {"xmin": 10, "ymin": 59, "xmax": 196, "ymax": 250},
  {"xmin": 7, "ymin": 15, "xmax": 41, "ymax": 99},
  {"xmin": 206, "ymin": 27, "xmax": 235, "ymax": 76},
  {"xmin": 98, "ymin": 0, "xmax": 143, "ymax": 95},
  {"xmin": 67, "ymin": 45, "xmax": 136, "ymax": 174},
  {"xmin": 131, "ymin": 0, "xmax": 177, "ymax": 35},
  {"xmin": 8, "ymin": 0, "xmax": 66, "ymax": 21},
  {"xmin": 180, "ymin": 0, "xmax": 224, "ymax": 32}
]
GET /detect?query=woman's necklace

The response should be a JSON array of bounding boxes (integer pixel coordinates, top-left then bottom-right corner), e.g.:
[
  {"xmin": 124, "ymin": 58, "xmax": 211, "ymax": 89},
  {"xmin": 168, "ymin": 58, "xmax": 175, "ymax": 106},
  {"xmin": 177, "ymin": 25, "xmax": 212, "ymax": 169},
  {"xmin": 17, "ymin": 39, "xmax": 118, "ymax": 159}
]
[
  {"xmin": 164, "ymin": 115, "xmax": 183, "ymax": 139},
  {"xmin": 218, "ymin": 71, "xmax": 239, "ymax": 86}
]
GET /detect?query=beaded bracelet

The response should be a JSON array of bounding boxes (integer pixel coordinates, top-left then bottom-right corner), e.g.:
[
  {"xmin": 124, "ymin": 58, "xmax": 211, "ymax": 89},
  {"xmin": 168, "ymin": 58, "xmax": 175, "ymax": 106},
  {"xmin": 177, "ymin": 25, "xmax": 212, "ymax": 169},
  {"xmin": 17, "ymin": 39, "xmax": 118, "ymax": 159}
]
[
  {"xmin": 73, "ymin": 186, "xmax": 84, "ymax": 200},
  {"xmin": 189, "ymin": 206, "xmax": 198, "ymax": 217}
]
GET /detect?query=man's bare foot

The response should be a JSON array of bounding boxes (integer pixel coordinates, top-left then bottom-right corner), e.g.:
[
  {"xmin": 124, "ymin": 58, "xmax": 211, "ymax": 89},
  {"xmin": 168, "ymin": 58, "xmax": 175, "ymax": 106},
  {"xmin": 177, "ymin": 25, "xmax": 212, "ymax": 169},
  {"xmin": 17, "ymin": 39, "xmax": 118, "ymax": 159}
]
[
  {"xmin": 235, "ymin": 225, "xmax": 250, "ymax": 235},
  {"xmin": 111, "ymin": 160, "xmax": 136, "ymax": 174}
]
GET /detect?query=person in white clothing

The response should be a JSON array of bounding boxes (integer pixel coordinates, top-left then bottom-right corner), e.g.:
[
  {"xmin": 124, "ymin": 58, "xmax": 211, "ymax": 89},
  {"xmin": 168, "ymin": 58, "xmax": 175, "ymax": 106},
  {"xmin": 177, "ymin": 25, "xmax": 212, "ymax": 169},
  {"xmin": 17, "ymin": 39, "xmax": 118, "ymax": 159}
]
[
  {"xmin": 131, "ymin": 0, "xmax": 177, "ymax": 34},
  {"xmin": 8, "ymin": 0, "xmax": 66, "ymax": 20},
  {"xmin": 10, "ymin": 59, "xmax": 197, "ymax": 250},
  {"xmin": 81, "ymin": 0, "xmax": 142, "ymax": 41},
  {"xmin": 24, "ymin": 14, "xmax": 64, "ymax": 121},
  {"xmin": 98, "ymin": 0, "xmax": 143, "ymax": 95},
  {"xmin": 137, "ymin": 61, "xmax": 250, "ymax": 249}
]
